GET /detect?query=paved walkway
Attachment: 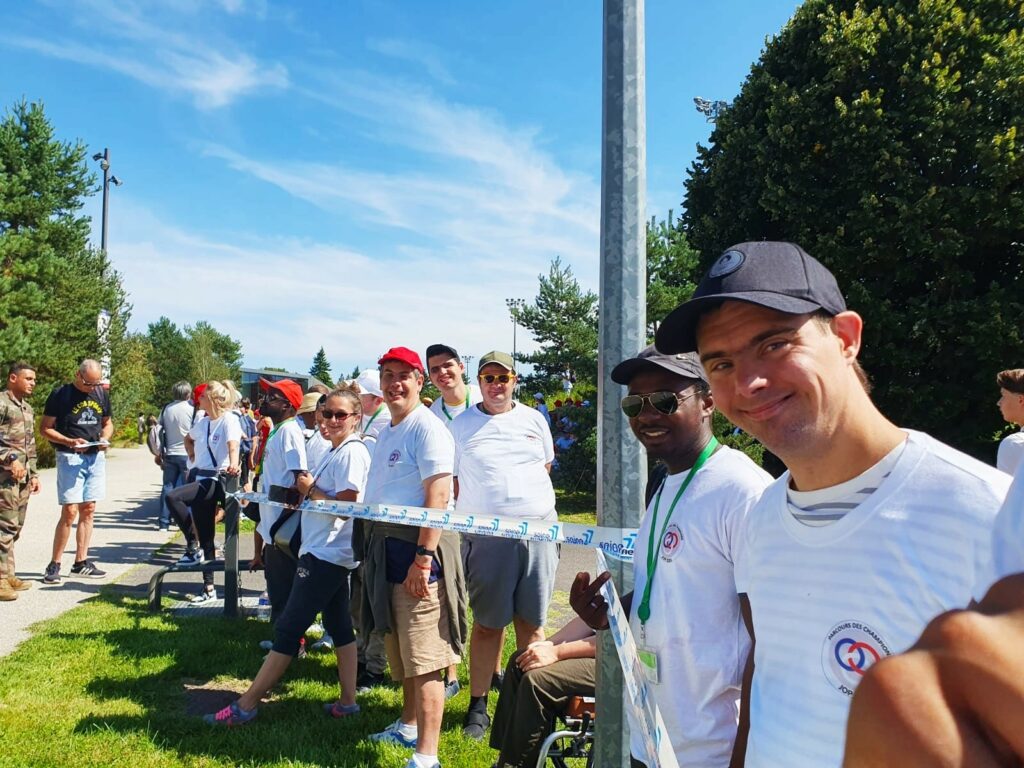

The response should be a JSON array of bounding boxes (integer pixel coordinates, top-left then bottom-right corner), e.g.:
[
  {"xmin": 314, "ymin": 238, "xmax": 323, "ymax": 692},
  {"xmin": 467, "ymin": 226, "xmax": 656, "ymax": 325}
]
[{"xmin": 0, "ymin": 445, "xmax": 178, "ymax": 656}]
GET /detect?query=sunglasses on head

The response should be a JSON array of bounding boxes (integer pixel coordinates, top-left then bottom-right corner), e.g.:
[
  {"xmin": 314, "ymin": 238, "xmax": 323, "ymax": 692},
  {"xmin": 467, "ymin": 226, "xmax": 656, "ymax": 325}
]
[
  {"xmin": 620, "ymin": 389, "xmax": 702, "ymax": 418},
  {"xmin": 479, "ymin": 373, "xmax": 515, "ymax": 384},
  {"xmin": 321, "ymin": 409, "xmax": 354, "ymax": 421}
]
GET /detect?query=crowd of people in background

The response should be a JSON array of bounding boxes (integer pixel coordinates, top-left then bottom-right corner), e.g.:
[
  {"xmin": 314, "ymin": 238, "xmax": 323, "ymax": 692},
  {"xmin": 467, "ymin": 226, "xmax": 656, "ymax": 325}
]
[{"xmin": 2, "ymin": 240, "xmax": 1023, "ymax": 767}]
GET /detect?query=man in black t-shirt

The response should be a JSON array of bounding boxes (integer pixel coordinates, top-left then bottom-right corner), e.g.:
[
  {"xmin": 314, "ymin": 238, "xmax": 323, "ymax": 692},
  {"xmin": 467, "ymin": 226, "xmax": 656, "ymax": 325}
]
[{"xmin": 40, "ymin": 360, "xmax": 113, "ymax": 583}]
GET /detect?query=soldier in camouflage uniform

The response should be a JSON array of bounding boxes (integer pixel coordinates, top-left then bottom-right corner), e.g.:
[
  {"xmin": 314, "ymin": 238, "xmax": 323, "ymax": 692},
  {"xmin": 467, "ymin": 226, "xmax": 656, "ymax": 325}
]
[{"xmin": 0, "ymin": 361, "xmax": 39, "ymax": 601}]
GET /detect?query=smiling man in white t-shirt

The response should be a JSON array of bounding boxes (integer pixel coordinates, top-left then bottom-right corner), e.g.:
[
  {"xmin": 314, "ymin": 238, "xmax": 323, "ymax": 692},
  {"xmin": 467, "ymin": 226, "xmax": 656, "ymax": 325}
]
[
  {"xmin": 426, "ymin": 344, "xmax": 481, "ymax": 425},
  {"xmin": 570, "ymin": 345, "xmax": 771, "ymax": 767},
  {"xmin": 654, "ymin": 241, "xmax": 1011, "ymax": 767},
  {"xmin": 449, "ymin": 350, "xmax": 559, "ymax": 743},
  {"xmin": 362, "ymin": 346, "xmax": 467, "ymax": 768}
]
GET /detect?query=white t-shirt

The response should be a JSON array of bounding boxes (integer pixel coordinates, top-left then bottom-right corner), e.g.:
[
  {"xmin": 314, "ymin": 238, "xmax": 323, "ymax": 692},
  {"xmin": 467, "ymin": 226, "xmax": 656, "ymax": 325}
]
[
  {"xmin": 299, "ymin": 436, "xmax": 371, "ymax": 568},
  {"xmin": 188, "ymin": 414, "xmax": 242, "ymax": 471},
  {"xmin": 735, "ymin": 430, "xmax": 1010, "ymax": 768},
  {"xmin": 257, "ymin": 417, "xmax": 308, "ymax": 540},
  {"xmin": 989, "ymin": 463, "xmax": 1024, "ymax": 587},
  {"xmin": 364, "ymin": 405, "xmax": 454, "ymax": 506},
  {"xmin": 629, "ymin": 445, "xmax": 772, "ymax": 766},
  {"xmin": 997, "ymin": 430, "xmax": 1024, "ymax": 475},
  {"xmin": 304, "ymin": 428, "xmax": 332, "ymax": 469},
  {"xmin": 451, "ymin": 403, "xmax": 556, "ymax": 521},
  {"xmin": 428, "ymin": 385, "xmax": 482, "ymax": 425}
]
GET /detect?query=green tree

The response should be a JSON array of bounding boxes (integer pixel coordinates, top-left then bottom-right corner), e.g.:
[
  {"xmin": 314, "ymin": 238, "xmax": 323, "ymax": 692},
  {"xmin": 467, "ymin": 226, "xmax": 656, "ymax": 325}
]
[
  {"xmin": 185, "ymin": 321, "xmax": 243, "ymax": 384},
  {"xmin": 646, "ymin": 213, "xmax": 701, "ymax": 337},
  {"xmin": 110, "ymin": 332, "xmax": 155, "ymax": 422},
  {"xmin": 682, "ymin": 0, "xmax": 1024, "ymax": 458},
  {"xmin": 515, "ymin": 256, "xmax": 598, "ymax": 390},
  {"xmin": 146, "ymin": 316, "xmax": 191, "ymax": 404},
  {"xmin": 0, "ymin": 99, "xmax": 129, "ymax": 400},
  {"xmin": 309, "ymin": 347, "xmax": 333, "ymax": 387}
]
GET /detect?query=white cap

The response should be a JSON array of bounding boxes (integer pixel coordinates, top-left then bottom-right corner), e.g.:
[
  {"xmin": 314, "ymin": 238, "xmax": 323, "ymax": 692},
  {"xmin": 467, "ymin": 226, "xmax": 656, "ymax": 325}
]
[{"xmin": 355, "ymin": 369, "xmax": 382, "ymax": 397}]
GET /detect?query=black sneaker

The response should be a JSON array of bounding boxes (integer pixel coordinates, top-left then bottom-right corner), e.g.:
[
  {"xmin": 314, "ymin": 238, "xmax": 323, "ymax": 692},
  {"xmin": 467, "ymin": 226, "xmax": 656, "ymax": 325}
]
[
  {"xmin": 70, "ymin": 560, "xmax": 106, "ymax": 578},
  {"xmin": 356, "ymin": 669, "xmax": 389, "ymax": 692},
  {"xmin": 43, "ymin": 561, "xmax": 61, "ymax": 584}
]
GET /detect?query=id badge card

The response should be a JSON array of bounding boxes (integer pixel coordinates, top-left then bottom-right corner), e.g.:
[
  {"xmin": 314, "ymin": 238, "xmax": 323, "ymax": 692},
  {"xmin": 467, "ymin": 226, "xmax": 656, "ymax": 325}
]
[{"xmin": 637, "ymin": 646, "xmax": 660, "ymax": 684}]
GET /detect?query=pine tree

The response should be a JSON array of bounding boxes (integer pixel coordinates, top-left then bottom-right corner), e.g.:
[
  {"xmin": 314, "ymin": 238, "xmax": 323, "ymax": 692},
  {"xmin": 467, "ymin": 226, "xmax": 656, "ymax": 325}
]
[{"xmin": 309, "ymin": 347, "xmax": 333, "ymax": 387}]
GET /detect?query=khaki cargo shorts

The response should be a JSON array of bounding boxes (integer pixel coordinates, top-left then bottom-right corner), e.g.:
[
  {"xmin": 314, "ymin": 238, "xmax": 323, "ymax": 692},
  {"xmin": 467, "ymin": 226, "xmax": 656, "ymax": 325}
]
[{"xmin": 385, "ymin": 579, "xmax": 460, "ymax": 681}]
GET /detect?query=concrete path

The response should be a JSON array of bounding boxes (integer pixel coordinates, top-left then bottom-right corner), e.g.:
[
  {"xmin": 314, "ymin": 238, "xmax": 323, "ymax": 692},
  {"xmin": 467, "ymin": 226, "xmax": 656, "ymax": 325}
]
[{"xmin": 0, "ymin": 445, "xmax": 177, "ymax": 657}]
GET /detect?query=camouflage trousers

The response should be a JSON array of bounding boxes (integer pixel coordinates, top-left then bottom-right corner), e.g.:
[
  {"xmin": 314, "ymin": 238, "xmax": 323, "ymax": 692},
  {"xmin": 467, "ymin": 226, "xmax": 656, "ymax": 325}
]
[{"xmin": 0, "ymin": 480, "xmax": 30, "ymax": 579}]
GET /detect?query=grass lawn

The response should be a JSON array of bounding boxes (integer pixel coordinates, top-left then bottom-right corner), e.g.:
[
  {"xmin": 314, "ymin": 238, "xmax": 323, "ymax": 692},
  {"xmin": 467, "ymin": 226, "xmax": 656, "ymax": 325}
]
[
  {"xmin": 554, "ymin": 489, "xmax": 596, "ymax": 526},
  {"xmin": 0, "ymin": 589, "xmax": 587, "ymax": 768}
]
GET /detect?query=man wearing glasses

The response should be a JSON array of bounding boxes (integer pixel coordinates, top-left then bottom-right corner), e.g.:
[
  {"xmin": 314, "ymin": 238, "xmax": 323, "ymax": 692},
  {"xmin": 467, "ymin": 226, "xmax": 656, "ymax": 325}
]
[
  {"xmin": 41, "ymin": 359, "xmax": 113, "ymax": 583},
  {"xmin": 570, "ymin": 345, "xmax": 771, "ymax": 768},
  {"xmin": 449, "ymin": 350, "xmax": 559, "ymax": 742}
]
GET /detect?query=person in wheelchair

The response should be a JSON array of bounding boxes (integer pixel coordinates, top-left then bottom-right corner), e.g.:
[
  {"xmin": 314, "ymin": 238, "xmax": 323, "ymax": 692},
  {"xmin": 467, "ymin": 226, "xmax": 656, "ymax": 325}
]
[{"xmin": 490, "ymin": 616, "xmax": 596, "ymax": 768}]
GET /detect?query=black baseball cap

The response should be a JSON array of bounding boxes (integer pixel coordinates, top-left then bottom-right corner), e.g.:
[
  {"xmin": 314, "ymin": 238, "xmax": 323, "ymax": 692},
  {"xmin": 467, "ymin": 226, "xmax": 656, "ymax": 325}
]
[
  {"xmin": 611, "ymin": 345, "xmax": 708, "ymax": 386},
  {"xmin": 655, "ymin": 241, "xmax": 847, "ymax": 354},
  {"xmin": 425, "ymin": 344, "xmax": 459, "ymax": 363}
]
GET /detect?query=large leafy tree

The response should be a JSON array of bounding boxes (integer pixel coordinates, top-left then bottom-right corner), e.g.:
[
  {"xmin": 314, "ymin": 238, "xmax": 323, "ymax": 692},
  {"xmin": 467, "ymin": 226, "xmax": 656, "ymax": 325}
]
[
  {"xmin": 682, "ymin": 0, "xmax": 1024, "ymax": 457},
  {"xmin": 185, "ymin": 321, "xmax": 243, "ymax": 384},
  {"xmin": 147, "ymin": 316, "xmax": 191, "ymax": 405},
  {"xmin": 309, "ymin": 347, "xmax": 333, "ymax": 387},
  {"xmin": 0, "ymin": 100, "xmax": 129, "ymax": 399},
  {"xmin": 515, "ymin": 256, "xmax": 599, "ymax": 388}
]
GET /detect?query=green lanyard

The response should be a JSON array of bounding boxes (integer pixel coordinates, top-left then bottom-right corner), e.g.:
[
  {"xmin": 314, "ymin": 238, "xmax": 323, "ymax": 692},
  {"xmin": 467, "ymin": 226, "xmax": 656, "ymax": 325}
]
[
  {"xmin": 441, "ymin": 391, "xmax": 470, "ymax": 421},
  {"xmin": 636, "ymin": 436, "xmax": 718, "ymax": 624},
  {"xmin": 363, "ymin": 405, "xmax": 384, "ymax": 434}
]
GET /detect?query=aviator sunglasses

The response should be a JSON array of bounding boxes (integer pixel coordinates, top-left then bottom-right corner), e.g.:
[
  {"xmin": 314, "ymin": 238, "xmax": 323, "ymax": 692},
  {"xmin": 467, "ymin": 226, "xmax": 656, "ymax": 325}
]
[
  {"xmin": 479, "ymin": 373, "xmax": 515, "ymax": 384},
  {"xmin": 620, "ymin": 389, "xmax": 702, "ymax": 418},
  {"xmin": 321, "ymin": 409, "xmax": 355, "ymax": 421}
]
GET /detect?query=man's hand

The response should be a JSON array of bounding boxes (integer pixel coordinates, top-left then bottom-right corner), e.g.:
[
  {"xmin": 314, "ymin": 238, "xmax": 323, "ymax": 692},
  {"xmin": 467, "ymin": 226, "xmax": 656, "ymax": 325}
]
[
  {"xmin": 224, "ymin": 464, "xmax": 241, "ymax": 477},
  {"xmin": 294, "ymin": 473, "xmax": 315, "ymax": 495},
  {"xmin": 29, "ymin": 475, "xmax": 40, "ymax": 494},
  {"xmin": 154, "ymin": 455, "xmax": 163, "ymax": 467},
  {"xmin": 7, "ymin": 459, "xmax": 27, "ymax": 482},
  {"xmin": 570, "ymin": 571, "xmax": 611, "ymax": 630},
  {"xmin": 518, "ymin": 641, "xmax": 559, "ymax": 671},
  {"xmin": 70, "ymin": 437, "xmax": 89, "ymax": 453},
  {"xmin": 403, "ymin": 561, "xmax": 431, "ymax": 600},
  {"xmin": 844, "ymin": 573, "xmax": 1024, "ymax": 767},
  {"xmin": 248, "ymin": 554, "xmax": 263, "ymax": 571}
]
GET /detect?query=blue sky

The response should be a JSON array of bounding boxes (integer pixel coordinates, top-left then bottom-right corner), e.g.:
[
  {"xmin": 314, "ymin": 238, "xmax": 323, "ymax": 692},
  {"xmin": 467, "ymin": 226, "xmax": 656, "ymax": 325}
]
[{"xmin": 1, "ymin": 0, "xmax": 800, "ymax": 379}]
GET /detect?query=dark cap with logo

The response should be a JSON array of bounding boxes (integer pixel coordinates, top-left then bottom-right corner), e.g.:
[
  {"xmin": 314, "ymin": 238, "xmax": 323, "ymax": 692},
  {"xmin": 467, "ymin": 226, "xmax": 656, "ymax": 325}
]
[
  {"xmin": 655, "ymin": 241, "xmax": 847, "ymax": 354},
  {"xmin": 611, "ymin": 345, "xmax": 708, "ymax": 386}
]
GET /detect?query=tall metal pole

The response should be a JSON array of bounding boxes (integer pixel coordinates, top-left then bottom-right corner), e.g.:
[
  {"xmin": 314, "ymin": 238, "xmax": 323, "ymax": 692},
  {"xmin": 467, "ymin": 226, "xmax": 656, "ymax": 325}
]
[
  {"xmin": 99, "ymin": 147, "xmax": 110, "ymax": 253},
  {"xmin": 596, "ymin": 0, "xmax": 646, "ymax": 765}
]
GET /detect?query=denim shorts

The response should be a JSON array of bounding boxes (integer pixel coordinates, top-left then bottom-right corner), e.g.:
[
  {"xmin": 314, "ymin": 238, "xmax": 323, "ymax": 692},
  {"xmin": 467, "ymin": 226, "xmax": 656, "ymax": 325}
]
[{"xmin": 56, "ymin": 451, "xmax": 106, "ymax": 505}]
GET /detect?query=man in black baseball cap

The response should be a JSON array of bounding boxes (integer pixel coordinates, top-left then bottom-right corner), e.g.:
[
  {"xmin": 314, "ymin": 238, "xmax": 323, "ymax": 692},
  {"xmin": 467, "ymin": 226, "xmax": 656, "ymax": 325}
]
[
  {"xmin": 647, "ymin": 241, "xmax": 1009, "ymax": 768},
  {"xmin": 570, "ymin": 343, "xmax": 771, "ymax": 767}
]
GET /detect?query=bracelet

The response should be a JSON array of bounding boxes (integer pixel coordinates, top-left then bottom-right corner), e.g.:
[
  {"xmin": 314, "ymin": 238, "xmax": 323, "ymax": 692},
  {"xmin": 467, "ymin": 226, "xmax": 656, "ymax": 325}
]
[{"xmin": 413, "ymin": 562, "xmax": 432, "ymax": 571}]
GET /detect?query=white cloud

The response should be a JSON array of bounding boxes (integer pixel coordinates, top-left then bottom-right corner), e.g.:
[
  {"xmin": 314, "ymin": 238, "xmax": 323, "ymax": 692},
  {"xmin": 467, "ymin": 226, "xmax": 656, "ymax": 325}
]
[
  {"xmin": 108, "ymin": 198, "xmax": 548, "ymax": 374},
  {"xmin": 366, "ymin": 37, "xmax": 456, "ymax": 86},
  {"xmin": 2, "ymin": 0, "xmax": 287, "ymax": 109}
]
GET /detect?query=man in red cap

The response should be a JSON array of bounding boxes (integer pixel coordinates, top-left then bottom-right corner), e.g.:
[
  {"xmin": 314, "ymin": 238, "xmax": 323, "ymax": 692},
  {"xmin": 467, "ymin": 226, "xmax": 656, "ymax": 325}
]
[
  {"xmin": 252, "ymin": 378, "xmax": 308, "ymax": 629},
  {"xmin": 362, "ymin": 347, "xmax": 467, "ymax": 768}
]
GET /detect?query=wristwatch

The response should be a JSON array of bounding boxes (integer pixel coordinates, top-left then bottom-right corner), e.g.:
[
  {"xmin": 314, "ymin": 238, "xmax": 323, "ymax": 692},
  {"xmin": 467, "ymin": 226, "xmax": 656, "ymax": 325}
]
[
  {"xmin": 1, "ymin": 454, "xmax": 14, "ymax": 467},
  {"xmin": 415, "ymin": 545, "xmax": 436, "ymax": 558}
]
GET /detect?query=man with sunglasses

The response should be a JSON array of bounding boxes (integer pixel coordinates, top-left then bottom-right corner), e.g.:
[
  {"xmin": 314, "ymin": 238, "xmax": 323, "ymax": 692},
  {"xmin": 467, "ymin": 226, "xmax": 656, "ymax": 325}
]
[
  {"xmin": 41, "ymin": 359, "xmax": 113, "ymax": 583},
  {"xmin": 570, "ymin": 345, "xmax": 771, "ymax": 768},
  {"xmin": 426, "ymin": 344, "xmax": 481, "ymax": 425},
  {"xmin": 449, "ymin": 351, "xmax": 559, "ymax": 742}
]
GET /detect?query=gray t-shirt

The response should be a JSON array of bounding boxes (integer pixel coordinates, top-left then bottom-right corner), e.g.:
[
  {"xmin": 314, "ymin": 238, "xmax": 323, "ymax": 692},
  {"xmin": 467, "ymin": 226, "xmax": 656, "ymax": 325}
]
[{"xmin": 159, "ymin": 399, "xmax": 196, "ymax": 457}]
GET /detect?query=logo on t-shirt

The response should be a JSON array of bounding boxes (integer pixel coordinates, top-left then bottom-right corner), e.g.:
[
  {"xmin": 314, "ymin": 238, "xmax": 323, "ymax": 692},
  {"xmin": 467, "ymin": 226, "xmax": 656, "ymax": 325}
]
[
  {"xmin": 388, "ymin": 450, "xmax": 401, "ymax": 467},
  {"xmin": 71, "ymin": 400, "xmax": 102, "ymax": 427},
  {"xmin": 660, "ymin": 523, "xmax": 683, "ymax": 561},
  {"xmin": 821, "ymin": 620, "xmax": 892, "ymax": 696}
]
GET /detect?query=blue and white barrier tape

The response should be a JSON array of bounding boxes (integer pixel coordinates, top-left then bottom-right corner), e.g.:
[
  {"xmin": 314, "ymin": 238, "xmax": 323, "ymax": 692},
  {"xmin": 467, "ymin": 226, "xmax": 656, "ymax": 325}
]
[{"xmin": 235, "ymin": 491, "xmax": 637, "ymax": 562}]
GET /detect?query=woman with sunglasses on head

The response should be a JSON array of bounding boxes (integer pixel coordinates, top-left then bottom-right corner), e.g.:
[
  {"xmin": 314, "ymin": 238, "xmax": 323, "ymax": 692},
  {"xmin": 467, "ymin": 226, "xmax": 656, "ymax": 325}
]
[
  {"xmin": 165, "ymin": 381, "xmax": 242, "ymax": 603},
  {"xmin": 204, "ymin": 387, "xmax": 370, "ymax": 726}
]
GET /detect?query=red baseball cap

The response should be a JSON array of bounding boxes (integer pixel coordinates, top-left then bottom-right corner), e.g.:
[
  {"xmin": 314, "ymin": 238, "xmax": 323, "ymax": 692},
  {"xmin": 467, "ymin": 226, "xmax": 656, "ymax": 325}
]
[
  {"xmin": 191, "ymin": 383, "xmax": 208, "ymax": 405},
  {"xmin": 377, "ymin": 346, "xmax": 424, "ymax": 373},
  {"xmin": 259, "ymin": 377, "xmax": 303, "ymax": 409}
]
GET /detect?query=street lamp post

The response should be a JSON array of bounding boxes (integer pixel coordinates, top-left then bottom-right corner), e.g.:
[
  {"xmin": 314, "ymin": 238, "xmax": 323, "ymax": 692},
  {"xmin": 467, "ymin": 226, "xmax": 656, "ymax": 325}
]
[
  {"xmin": 92, "ymin": 148, "xmax": 123, "ymax": 253},
  {"xmin": 693, "ymin": 96, "xmax": 730, "ymax": 123},
  {"xmin": 505, "ymin": 298, "xmax": 526, "ymax": 362}
]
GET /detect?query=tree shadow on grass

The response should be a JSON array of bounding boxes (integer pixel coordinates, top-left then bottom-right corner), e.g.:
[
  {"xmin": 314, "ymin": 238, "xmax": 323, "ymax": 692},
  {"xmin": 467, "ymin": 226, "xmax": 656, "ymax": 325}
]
[{"xmin": 60, "ymin": 592, "xmax": 412, "ymax": 767}]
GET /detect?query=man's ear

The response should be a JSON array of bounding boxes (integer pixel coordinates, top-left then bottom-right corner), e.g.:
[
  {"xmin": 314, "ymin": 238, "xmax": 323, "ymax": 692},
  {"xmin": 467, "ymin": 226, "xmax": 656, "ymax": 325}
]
[
  {"xmin": 700, "ymin": 388, "xmax": 715, "ymax": 418},
  {"xmin": 831, "ymin": 311, "xmax": 863, "ymax": 364}
]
